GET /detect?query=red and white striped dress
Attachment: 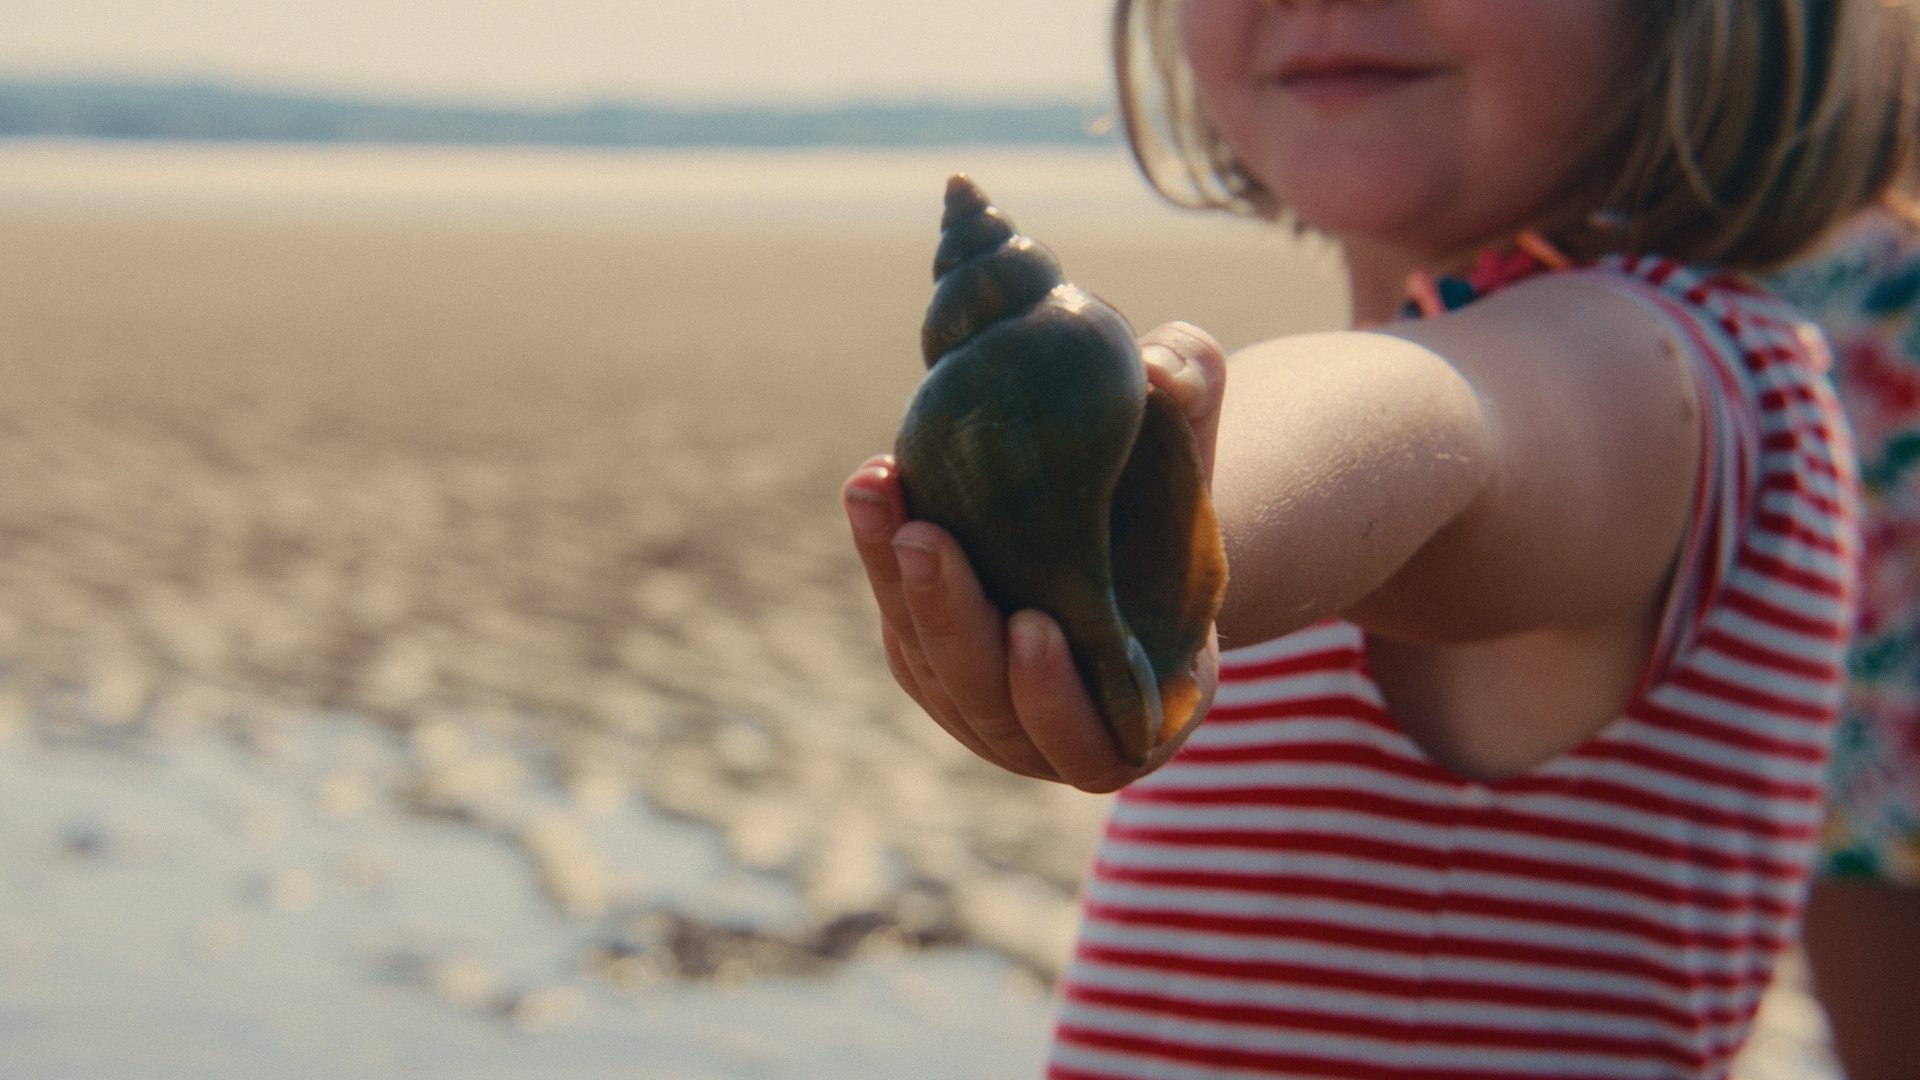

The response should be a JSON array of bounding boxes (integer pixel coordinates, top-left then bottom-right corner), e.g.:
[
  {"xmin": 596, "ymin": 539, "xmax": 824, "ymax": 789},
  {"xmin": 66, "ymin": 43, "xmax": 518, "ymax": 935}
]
[{"xmin": 1049, "ymin": 256, "xmax": 1858, "ymax": 1079}]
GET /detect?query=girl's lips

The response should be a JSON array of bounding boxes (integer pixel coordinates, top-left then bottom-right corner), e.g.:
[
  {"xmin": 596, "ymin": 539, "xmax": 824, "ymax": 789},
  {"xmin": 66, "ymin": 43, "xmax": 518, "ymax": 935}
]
[{"xmin": 1274, "ymin": 58, "xmax": 1437, "ymax": 106}]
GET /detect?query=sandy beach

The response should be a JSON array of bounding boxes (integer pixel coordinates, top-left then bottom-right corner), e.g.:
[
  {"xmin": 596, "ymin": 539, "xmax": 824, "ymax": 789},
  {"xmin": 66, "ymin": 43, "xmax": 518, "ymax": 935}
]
[{"xmin": 0, "ymin": 142, "xmax": 1839, "ymax": 1077}]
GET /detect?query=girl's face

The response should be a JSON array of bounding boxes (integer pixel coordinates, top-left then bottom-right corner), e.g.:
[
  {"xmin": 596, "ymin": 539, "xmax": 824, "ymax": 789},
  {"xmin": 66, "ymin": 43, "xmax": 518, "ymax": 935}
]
[{"xmin": 1181, "ymin": 0, "xmax": 1639, "ymax": 262}]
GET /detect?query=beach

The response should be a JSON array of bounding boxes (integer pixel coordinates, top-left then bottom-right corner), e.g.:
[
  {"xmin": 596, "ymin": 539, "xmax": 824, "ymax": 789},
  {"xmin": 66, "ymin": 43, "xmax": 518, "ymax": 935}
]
[{"xmin": 0, "ymin": 140, "xmax": 1837, "ymax": 1077}]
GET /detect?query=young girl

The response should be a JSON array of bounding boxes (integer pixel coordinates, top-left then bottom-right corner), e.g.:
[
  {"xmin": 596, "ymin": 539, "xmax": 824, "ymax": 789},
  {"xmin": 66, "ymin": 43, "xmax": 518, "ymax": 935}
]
[{"xmin": 844, "ymin": 1, "xmax": 1918, "ymax": 1074}]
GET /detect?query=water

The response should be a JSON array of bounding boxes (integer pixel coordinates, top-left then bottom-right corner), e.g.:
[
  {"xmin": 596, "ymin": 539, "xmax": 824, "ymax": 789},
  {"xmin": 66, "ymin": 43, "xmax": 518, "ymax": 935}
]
[{"xmin": 0, "ymin": 138, "xmax": 1190, "ymax": 223}]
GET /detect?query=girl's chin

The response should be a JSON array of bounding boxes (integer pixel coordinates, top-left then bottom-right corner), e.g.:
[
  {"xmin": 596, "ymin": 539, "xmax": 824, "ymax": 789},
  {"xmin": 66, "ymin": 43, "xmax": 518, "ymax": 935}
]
[
  {"xmin": 1287, "ymin": 205, "xmax": 1445, "ymax": 248},
  {"xmin": 1265, "ymin": 172, "xmax": 1444, "ymax": 238}
]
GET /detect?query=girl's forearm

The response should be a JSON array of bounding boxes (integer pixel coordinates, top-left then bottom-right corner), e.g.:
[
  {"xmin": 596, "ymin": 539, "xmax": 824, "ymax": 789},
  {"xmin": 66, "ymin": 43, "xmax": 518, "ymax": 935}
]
[{"xmin": 1210, "ymin": 331, "xmax": 1498, "ymax": 649}]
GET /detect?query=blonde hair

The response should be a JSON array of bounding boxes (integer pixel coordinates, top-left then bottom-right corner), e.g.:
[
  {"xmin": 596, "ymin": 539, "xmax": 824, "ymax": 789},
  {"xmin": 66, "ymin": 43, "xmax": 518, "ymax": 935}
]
[{"xmin": 1113, "ymin": 0, "xmax": 1920, "ymax": 270}]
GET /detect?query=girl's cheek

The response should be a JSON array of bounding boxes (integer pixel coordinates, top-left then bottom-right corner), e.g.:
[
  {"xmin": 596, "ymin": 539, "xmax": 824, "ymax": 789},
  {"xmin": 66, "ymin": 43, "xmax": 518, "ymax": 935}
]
[
  {"xmin": 1178, "ymin": 0, "xmax": 1259, "ymax": 136},
  {"xmin": 1179, "ymin": 0, "xmax": 1255, "ymax": 89}
]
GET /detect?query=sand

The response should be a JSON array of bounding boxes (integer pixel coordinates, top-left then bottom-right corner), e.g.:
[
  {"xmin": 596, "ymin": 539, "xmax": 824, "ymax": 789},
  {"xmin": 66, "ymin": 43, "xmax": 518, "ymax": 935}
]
[
  {"xmin": 0, "ymin": 144, "xmax": 1838, "ymax": 1077},
  {"xmin": 0, "ymin": 190, "xmax": 1339, "ymax": 963}
]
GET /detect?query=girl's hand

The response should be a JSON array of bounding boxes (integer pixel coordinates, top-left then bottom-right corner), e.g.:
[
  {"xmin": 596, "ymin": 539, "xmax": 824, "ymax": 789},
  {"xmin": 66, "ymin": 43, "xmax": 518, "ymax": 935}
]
[{"xmin": 842, "ymin": 323, "xmax": 1227, "ymax": 793}]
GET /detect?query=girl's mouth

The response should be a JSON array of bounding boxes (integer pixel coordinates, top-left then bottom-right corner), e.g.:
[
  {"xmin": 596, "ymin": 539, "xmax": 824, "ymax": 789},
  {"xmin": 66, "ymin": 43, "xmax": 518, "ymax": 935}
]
[{"xmin": 1275, "ymin": 57, "xmax": 1437, "ymax": 107}]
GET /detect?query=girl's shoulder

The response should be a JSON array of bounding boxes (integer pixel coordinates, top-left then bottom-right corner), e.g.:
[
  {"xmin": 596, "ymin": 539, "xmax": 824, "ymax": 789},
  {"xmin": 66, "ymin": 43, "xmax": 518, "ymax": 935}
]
[
  {"xmin": 1462, "ymin": 252, "xmax": 1856, "ymax": 692},
  {"xmin": 1587, "ymin": 252, "xmax": 1818, "ymax": 331},
  {"xmin": 1592, "ymin": 253, "xmax": 1855, "ymax": 687},
  {"xmin": 1567, "ymin": 252, "xmax": 1838, "ymax": 391}
]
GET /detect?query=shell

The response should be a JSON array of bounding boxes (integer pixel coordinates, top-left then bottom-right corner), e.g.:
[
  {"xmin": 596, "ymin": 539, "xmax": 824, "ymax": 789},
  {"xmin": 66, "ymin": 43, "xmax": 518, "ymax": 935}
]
[{"xmin": 894, "ymin": 175, "xmax": 1228, "ymax": 766}]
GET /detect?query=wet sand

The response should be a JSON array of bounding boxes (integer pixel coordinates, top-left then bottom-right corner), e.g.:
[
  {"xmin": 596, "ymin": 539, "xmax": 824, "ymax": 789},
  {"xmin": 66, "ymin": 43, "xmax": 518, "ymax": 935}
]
[{"xmin": 0, "ymin": 198, "xmax": 1341, "ymax": 972}]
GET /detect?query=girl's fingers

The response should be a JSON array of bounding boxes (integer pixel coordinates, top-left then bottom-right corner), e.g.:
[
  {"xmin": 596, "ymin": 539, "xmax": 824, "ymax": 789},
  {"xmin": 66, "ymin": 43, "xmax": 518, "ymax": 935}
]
[
  {"xmin": 846, "ymin": 460, "xmax": 965, "ymax": 727},
  {"xmin": 1139, "ymin": 321, "xmax": 1228, "ymax": 482},
  {"xmin": 1006, "ymin": 613, "xmax": 1218, "ymax": 792},
  {"xmin": 846, "ymin": 453, "xmax": 1199, "ymax": 788},
  {"xmin": 844, "ymin": 455, "xmax": 956, "ymax": 715},
  {"xmin": 891, "ymin": 520, "xmax": 1058, "ymax": 778},
  {"xmin": 1004, "ymin": 610, "xmax": 1136, "ymax": 791},
  {"xmin": 842, "ymin": 457, "xmax": 920, "ymax": 648},
  {"xmin": 880, "ymin": 620, "xmax": 951, "ymax": 723},
  {"xmin": 884, "ymin": 622, "xmax": 1019, "ymax": 772},
  {"xmin": 845, "ymin": 457, "xmax": 1049, "ymax": 775}
]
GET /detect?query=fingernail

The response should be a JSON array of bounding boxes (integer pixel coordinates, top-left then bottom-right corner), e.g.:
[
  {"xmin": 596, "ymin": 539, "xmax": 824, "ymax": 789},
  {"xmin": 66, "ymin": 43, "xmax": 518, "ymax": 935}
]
[
  {"xmin": 1143, "ymin": 343, "xmax": 1208, "ymax": 405},
  {"xmin": 1141, "ymin": 344, "xmax": 1183, "ymax": 378},
  {"xmin": 893, "ymin": 539, "xmax": 937, "ymax": 586},
  {"xmin": 844, "ymin": 489, "xmax": 889, "ymax": 537},
  {"xmin": 1009, "ymin": 614, "xmax": 1048, "ymax": 666}
]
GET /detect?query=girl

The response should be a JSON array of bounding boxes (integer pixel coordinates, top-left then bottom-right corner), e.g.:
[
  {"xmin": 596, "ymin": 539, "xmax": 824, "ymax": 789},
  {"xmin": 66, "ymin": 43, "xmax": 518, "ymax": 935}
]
[{"xmin": 844, "ymin": 1, "xmax": 1918, "ymax": 1075}]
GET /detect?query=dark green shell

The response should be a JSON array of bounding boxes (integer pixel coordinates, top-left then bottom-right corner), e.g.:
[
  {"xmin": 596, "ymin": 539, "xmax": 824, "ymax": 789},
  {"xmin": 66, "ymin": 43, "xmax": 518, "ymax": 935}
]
[{"xmin": 894, "ymin": 175, "xmax": 1227, "ymax": 765}]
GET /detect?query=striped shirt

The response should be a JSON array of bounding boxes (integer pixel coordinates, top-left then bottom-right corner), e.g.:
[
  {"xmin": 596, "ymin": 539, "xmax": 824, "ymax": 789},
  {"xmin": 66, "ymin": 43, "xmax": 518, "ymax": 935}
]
[{"xmin": 1049, "ymin": 256, "xmax": 1858, "ymax": 1079}]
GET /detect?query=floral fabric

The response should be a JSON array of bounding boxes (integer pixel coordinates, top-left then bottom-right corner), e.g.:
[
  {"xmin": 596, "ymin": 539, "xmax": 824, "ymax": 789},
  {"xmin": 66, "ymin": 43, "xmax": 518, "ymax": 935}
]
[{"xmin": 1772, "ymin": 213, "xmax": 1920, "ymax": 884}]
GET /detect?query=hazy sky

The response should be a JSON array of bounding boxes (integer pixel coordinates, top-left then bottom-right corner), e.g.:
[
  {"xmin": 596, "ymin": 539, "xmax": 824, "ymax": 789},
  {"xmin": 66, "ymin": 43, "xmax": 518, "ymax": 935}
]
[{"xmin": 0, "ymin": 0, "xmax": 1119, "ymax": 106}]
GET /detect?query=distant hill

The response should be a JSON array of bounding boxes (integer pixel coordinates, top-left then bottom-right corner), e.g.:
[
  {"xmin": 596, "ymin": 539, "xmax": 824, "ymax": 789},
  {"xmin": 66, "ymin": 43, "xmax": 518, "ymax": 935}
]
[{"xmin": 0, "ymin": 81, "xmax": 1112, "ymax": 148}]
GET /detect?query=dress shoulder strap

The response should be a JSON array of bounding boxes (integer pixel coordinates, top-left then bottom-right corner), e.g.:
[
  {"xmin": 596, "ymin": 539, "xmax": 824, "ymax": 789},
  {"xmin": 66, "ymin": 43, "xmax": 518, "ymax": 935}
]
[{"xmin": 1572, "ymin": 256, "xmax": 1765, "ymax": 689}]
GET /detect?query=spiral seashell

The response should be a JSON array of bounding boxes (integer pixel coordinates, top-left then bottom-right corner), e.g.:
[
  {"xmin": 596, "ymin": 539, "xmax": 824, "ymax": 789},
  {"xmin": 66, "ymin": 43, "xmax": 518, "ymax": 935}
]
[{"xmin": 894, "ymin": 175, "xmax": 1228, "ymax": 765}]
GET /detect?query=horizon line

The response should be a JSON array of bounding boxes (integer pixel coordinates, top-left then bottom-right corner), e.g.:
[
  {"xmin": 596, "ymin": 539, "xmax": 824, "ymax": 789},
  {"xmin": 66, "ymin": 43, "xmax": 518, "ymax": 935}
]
[{"xmin": 0, "ymin": 74, "xmax": 1118, "ymax": 116}]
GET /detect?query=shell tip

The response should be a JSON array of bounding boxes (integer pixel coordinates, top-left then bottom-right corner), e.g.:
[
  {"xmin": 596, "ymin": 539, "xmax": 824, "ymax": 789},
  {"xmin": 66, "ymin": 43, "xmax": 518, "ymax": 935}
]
[{"xmin": 941, "ymin": 174, "xmax": 992, "ymax": 228}]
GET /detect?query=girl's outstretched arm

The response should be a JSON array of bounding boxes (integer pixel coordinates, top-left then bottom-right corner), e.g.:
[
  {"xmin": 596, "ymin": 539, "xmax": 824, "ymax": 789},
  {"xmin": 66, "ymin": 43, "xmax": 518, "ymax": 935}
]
[
  {"xmin": 1214, "ymin": 276, "xmax": 1695, "ymax": 650},
  {"xmin": 1213, "ymin": 274, "xmax": 1699, "ymax": 778},
  {"xmin": 843, "ymin": 323, "xmax": 1226, "ymax": 793}
]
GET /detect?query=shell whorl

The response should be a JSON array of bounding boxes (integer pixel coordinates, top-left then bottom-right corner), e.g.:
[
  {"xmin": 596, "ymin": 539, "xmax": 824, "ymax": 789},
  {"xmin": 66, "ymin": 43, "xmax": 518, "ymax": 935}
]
[{"xmin": 920, "ymin": 175, "xmax": 1064, "ymax": 368}]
